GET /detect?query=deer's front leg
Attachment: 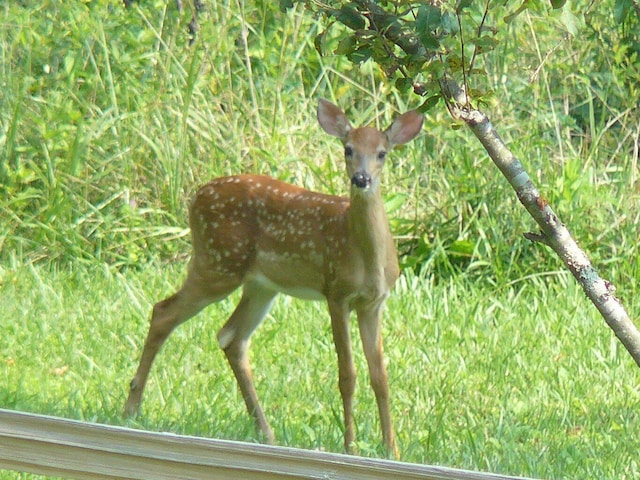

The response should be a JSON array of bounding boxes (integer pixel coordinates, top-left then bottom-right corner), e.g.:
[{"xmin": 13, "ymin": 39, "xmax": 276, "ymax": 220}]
[
  {"xmin": 357, "ymin": 301, "xmax": 398, "ymax": 458},
  {"xmin": 328, "ymin": 299, "xmax": 357, "ymax": 454}
]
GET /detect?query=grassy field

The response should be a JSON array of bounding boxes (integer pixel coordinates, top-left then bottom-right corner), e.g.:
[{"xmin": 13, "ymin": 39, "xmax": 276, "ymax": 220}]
[{"xmin": 1, "ymin": 1, "xmax": 639, "ymax": 479}]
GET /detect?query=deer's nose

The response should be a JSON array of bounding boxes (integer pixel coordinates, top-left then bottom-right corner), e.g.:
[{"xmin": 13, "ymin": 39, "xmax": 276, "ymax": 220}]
[{"xmin": 351, "ymin": 171, "xmax": 371, "ymax": 189}]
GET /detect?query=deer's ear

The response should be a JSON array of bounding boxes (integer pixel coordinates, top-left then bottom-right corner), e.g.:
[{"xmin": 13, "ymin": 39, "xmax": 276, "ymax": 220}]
[
  {"xmin": 385, "ymin": 110, "xmax": 424, "ymax": 146},
  {"xmin": 317, "ymin": 99, "xmax": 352, "ymax": 139}
]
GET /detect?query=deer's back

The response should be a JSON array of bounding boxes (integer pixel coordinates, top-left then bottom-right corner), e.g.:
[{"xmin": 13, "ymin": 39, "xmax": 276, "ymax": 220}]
[{"xmin": 189, "ymin": 174, "xmax": 350, "ymax": 298}]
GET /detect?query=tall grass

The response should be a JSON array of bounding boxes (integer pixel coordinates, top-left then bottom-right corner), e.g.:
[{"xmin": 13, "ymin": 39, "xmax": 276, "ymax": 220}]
[{"xmin": 1, "ymin": 1, "xmax": 639, "ymax": 479}]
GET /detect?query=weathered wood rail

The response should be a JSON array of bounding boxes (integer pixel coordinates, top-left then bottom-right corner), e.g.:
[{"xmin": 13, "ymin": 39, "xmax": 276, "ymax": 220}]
[{"xmin": 0, "ymin": 408, "xmax": 535, "ymax": 480}]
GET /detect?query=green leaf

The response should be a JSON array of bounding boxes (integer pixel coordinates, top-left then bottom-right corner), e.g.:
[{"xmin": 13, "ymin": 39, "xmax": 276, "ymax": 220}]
[
  {"xmin": 441, "ymin": 11, "xmax": 460, "ymax": 34},
  {"xmin": 550, "ymin": 0, "xmax": 567, "ymax": 8},
  {"xmin": 560, "ymin": 7, "xmax": 583, "ymax": 36},
  {"xmin": 614, "ymin": 0, "xmax": 633, "ymax": 23},
  {"xmin": 447, "ymin": 239, "xmax": 475, "ymax": 257},
  {"xmin": 334, "ymin": 5, "xmax": 366, "ymax": 31},
  {"xmin": 420, "ymin": 34, "xmax": 440, "ymax": 50},
  {"xmin": 473, "ymin": 36, "xmax": 499, "ymax": 55},
  {"xmin": 416, "ymin": 4, "xmax": 442, "ymax": 33},
  {"xmin": 503, "ymin": 3, "xmax": 528, "ymax": 23},
  {"xmin": 395, "ymin": 77, "xmax": 413, "ymax": 93},
  {"xmin": 334, "ymin": 35, "xmax": 356, "ymax": 56},
  {"xmin": 415, "ymin": 4, "xmax": 442, "ymax": 52},
  {"xmin": 279, "ymin": 0, "xmax": 294, "ymax": 12},
  {"xmin": 455, "ymin": 0, "xmax": 473, "ymax": 14},
  {"xmin": 419, "ymin": 94, "xmax": 441, "ymax": 112},
  {"xmin": 314, "ymin": 29, "xmax": 327, "ymax": 56},
  {"xmin": 423, "ymin": 60, "xmax": 445, "ymax": 79},
  {"xmin": 348, "ymin": 45, "xmax": 373, "ymax": 64}
]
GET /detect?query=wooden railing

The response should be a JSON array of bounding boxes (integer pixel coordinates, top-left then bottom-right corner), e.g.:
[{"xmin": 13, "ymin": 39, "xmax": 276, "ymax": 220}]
[{"xmin": 0, "ymin": 409, "xmax": 534, "ymax": 480}]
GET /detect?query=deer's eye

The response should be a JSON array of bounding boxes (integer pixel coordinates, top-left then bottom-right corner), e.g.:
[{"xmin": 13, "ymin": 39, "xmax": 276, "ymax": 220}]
[
  {"xmin": 377, "ymin": 151, "xmax": 387, "ymax": 161},
  {"xmin": 344, "ymin": 146, "xmax": 353, "ymax": 157}
]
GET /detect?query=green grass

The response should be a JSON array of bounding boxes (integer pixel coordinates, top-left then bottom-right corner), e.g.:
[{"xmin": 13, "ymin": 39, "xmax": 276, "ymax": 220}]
[
  {"xmin": 1, "ymin": 0, "xmax": 639, "ymax": 479},
  {"xmin": 1, "ymin": 263, "xmax": 639, "ymax": 478}
]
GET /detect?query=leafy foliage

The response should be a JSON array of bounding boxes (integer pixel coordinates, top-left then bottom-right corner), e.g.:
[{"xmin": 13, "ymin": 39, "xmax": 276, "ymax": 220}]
[{"xmin": 282, "ymin": 0, "xmax": 582, "ymax": 108}]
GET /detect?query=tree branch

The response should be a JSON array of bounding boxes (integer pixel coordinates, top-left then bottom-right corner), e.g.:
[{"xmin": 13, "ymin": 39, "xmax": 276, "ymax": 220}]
[{"xmin": 440, "ymin": 77, "xmax": 640, "ymax": 368}]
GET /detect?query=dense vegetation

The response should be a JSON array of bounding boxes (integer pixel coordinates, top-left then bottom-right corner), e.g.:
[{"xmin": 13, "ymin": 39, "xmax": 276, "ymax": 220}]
[{"xmin": 1, "ymin": 1, "xmax": 638, "ymax": 478}]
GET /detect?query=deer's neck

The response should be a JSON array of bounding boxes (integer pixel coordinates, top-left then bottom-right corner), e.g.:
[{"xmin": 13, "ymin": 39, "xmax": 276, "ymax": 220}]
[{"xmin": 347, "ymin": 187, "xmax": 393, "ymax": 268}]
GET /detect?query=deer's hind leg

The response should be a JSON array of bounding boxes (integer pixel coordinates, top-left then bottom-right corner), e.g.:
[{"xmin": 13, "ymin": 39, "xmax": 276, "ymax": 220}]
[
  {"xmin": 217, "ymin": 280, "xmax": 277, "ymax": 443},
  {"xmin": 124, "ymin": 267, "xmax": 240, "ymax": 417}
]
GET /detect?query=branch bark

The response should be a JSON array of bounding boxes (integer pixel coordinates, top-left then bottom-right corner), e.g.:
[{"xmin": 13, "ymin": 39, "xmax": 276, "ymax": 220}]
[{"xmin": 440, "ymin": 78, "xmax": 640, "ymax": 368}]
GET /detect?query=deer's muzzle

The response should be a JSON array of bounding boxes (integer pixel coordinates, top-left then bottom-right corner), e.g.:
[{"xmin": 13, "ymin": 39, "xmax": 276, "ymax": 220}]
[{"xmin": 351, "ymin": 171, "xmax": 371, "ymax": 189}]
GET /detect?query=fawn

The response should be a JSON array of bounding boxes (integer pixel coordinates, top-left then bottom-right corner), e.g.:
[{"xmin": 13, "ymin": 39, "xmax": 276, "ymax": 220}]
[{"xmin": 124, "ymin": 99, "xmax": 423, "ymax": 457}]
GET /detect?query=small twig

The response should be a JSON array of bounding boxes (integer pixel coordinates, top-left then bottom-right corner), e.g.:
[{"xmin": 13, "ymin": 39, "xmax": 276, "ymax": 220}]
[
  {"xmin": 467, "ymin": 0, "xmax": 492, "ymax": 74},
  {"xmin": 456, "ymin": 12, "xmax": 468, "ymax": 106},
  {"xmin": 523, "ymin": 231, "xmax": 551, "ymax": 247}
]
